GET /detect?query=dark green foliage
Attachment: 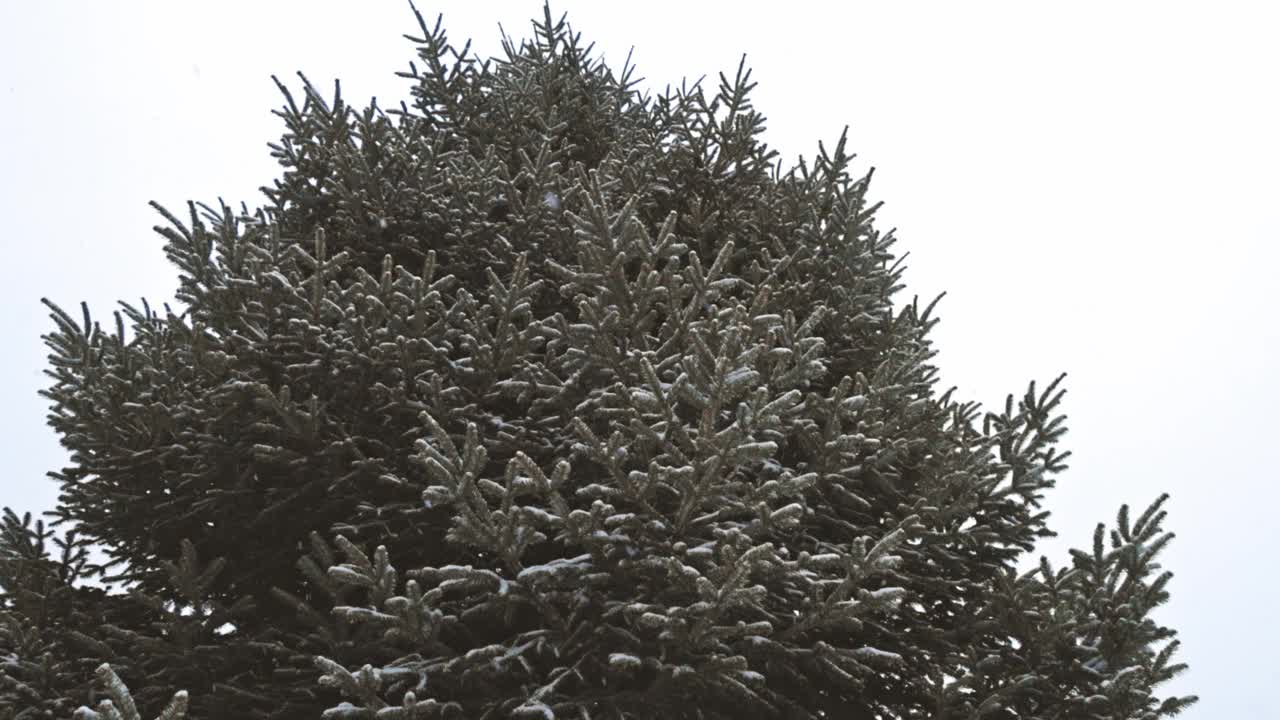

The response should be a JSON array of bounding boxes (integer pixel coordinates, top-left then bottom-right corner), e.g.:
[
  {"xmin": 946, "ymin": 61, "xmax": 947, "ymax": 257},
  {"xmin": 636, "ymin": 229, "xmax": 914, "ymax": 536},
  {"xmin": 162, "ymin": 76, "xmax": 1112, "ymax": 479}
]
[
  {"xmin": 71, "ymin": 663, "xmax": 189, "ymax": 720},
  {"xmin": 3, "ymin": 4, "xmax": 1195, "ymax": 719}
]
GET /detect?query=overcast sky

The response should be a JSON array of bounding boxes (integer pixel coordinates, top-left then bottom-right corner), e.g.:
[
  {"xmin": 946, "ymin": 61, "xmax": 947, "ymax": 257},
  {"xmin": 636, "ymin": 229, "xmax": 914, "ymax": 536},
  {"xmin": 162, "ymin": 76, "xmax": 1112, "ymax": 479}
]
[{"xmin": 1, "ymin": 1, "xmax": 1274, "ymax": 716}]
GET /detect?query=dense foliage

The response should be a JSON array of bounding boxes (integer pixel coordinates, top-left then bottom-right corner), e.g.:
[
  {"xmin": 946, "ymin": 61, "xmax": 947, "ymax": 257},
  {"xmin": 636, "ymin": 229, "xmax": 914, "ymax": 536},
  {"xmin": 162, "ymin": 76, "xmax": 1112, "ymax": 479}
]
[{"xmin": 1, "ymin": 5, "xmax": 1194, "ymax": 719}]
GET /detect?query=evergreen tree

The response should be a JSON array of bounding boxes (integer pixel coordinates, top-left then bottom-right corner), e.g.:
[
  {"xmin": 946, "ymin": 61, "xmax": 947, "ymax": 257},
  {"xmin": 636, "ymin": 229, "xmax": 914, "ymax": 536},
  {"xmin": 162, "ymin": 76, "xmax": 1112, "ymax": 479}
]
[{"xmin": 2, "ymin": 4, "xmax": 1195, "ymax": 718}]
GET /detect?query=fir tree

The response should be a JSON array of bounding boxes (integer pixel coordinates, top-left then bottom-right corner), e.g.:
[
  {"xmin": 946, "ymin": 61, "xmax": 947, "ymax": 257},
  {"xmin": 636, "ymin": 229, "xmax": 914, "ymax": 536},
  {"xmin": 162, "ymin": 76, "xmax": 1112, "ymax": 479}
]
[{"xmin": 3, "ymin": 4, "xmax": 1195, "ymax": 719}]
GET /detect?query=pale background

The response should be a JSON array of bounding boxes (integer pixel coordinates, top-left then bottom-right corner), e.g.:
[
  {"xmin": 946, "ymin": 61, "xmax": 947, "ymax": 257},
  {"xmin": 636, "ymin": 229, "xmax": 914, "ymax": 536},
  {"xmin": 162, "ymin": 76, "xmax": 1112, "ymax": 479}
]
[{"xmin": 1, "ymin": 2, "xmax": 1274, "ymax": 716}]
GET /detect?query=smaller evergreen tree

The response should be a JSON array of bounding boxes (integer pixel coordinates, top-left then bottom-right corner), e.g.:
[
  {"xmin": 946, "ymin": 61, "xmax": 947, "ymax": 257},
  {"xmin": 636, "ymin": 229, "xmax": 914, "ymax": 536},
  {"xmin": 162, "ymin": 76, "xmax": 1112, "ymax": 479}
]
[{"xmin": 0, "ymin": 509, "xmax": 133, "ymax": 719}]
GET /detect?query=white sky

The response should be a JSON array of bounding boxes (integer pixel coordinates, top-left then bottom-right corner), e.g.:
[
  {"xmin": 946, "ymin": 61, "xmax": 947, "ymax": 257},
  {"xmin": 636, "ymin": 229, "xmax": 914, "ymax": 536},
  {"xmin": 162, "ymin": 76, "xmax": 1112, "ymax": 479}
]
[{"xmin": 1, "ymin": 2, "xmax": 1274, "ymax": 716}]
